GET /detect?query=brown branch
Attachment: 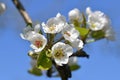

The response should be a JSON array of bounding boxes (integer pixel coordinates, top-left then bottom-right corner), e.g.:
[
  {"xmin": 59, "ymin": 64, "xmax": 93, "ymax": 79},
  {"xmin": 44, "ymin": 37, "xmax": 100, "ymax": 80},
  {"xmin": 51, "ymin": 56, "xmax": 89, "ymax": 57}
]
[
  {"xmin": 70, "ymin": 49, "xmax": 89, "ymax": 58},
  {"xmin": 12, "ymin": 0, "xmax": 32, "ymax": 24},
  {"xmin": 52, "ymin": 60, "xmax": 71, "ymax": 80}
]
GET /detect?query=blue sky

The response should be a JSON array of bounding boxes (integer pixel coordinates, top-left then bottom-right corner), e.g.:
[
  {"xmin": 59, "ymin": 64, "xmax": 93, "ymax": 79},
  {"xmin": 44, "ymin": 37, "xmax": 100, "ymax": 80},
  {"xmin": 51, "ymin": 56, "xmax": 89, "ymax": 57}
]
[{"xmin": 0, "ymin": 0, "xmax": 120, "ymax": 80}]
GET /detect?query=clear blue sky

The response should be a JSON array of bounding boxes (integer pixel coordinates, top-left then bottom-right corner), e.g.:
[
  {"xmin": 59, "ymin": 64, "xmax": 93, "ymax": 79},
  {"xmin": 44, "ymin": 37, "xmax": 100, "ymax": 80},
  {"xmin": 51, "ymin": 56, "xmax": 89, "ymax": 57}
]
[{"xmin": 0, "ymin": 0, "xmax": 120, "ymax": 80}]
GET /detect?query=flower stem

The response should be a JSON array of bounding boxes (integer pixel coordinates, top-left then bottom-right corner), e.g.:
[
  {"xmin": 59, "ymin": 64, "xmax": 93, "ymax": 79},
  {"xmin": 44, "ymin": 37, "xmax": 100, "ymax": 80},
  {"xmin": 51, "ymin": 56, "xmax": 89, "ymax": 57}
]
[
  {"xmin": 70, "ymin": 49, "xmax": 89, "ymax": 58},
  {"xmin": 12, "ymin": 0, "xmax": 32, "ymax": 24},
  {"xmin": 52, "ymin": 60, "xmax": 70, "ymax": 80}
]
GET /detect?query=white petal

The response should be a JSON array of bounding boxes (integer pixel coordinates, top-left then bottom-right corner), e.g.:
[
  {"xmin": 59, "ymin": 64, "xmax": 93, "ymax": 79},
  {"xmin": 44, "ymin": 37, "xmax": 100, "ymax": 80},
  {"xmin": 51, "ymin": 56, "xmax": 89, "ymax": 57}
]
[
  {"xmin": 62, "ymin": 24, "xmax": 79, "ymax": 41},
  {"xmin": 41, "ymin": 14, "xmax": 66, "ymax": 34},
  {"xmin": 71, "ymin": 39, "xmax": 84, "ymax": 50},
  {"xmin": 68, "ymin": 8, "xmax": 81, "ymax": 21},
  {"xmin": 30, "ymin": 44, "xmax": 38, "ymax": 50},
  {"xmin": 34, "ymin": 23, "xmax": 40, "ymax": 33},
  {"xmin": 56, "ymin": 13, "xmax": 61, "ymax": 17},
  {"xmin": 86, "ymin": 7, "xmax": 92, "ymax": 15},
  {"xmin": 20, "ymin": 33, "xmax": 26, "ymax": 40},
  {"xmin": 87, "ymin": 8, "xmax": 110, "ymax": 31},
  {"xmin": 63, "ymin": 44, "xmax": 73, "ymax": 57},
  {"xmin": 55, "ymin": 59, "xmax": 63, "ymax": 66}
]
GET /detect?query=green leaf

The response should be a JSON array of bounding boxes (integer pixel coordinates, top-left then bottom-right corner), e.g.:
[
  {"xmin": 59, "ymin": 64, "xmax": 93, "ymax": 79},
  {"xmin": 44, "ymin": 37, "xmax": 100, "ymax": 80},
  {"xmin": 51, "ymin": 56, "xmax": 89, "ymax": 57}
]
[
  {"xmin": 70, "ymin": 64, "xmax": 80, "ymax": 71},
  {"xmin": 75, "ymin": 27, "xmax": 89, "ymax": 37},
  {"xmin": 91, "ymin": 30, "xmax": 105, "ymax": 40},
  {"xmin": 37, "ymin": 51, "xmax": 52, "ymax": 70},
  {"xmin": 73, "ymin": 20, "xmax": 80, "ymax": 27},
  {"xmin": 28, "ymin": 67, "xmax": 42, "ymax": 76}
]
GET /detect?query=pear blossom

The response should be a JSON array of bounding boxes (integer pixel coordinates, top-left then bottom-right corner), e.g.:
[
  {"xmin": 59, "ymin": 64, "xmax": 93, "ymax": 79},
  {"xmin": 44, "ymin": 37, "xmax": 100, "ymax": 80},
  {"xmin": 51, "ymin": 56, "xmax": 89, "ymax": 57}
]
[
  {"xmin": 20, "ymin": 23, "xmax": 40, "ymax": 40},
  {"xmin": 86, "ymin": 7, "xmax": 110, "ymax": 31},
  {"xmin": 70, "ymin": 39, "xmax": 84, "ymax": 50},
  {"xmin": 33, "ymin": 23, "xmax": 41, "ymax": 33},
  {"xmin": 62, "ymin": 24, "xmax": 79, "ymax": 42},
  {"xmin": 28, "ymin": 33, "xmax": 47, "ymax": 52},
  {"xmin": 68, "ymin": 57, "xmax": 77, "ymax": 66},
  {"xmin": 51, "ymin": 42, "xmax": 73, "ymax": 66},
  {"xmin": 42, "ymin": 13, "xmax": 66, "ymax": 34},
  {"xmin": 104, "ymin": 27, "xmax": 115, "ymax": 41},
  {"xmin": 68, "ymin": 8, "xmax": 83, "ymax": 22},
  {"xmin": 0, "ymin": 2, "xmax": 6, "ymax": 15}
]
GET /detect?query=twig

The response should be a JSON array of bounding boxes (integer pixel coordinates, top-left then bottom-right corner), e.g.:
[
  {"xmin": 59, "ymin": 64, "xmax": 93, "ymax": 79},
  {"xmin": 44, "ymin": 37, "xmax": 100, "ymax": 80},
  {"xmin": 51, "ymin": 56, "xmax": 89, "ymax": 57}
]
[
  {"xmin": 70, "ymin": 49, "xmax": 89, "ymax": 58},
  {"xmin": 53, "ymin": 60, "xmax": 71, "ymax": 80},
  {"xmin": 12, "ymin": 0, "xmax": 32, "ymax": 24}
]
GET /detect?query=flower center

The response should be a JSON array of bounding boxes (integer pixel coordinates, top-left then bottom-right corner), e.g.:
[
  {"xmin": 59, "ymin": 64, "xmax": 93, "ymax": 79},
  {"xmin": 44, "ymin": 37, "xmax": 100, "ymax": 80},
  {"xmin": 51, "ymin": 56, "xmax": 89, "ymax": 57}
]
[
  {"xmin": 34, "ymin": 40, "xmax": 43, "ymax": 48},
  {"xmin": 54, "ymin": 49, "xmax": 64, "ymax": 59},
  {"xmin": 91, "ymin": 23, "xmax": 96, "ymax": 28},
  {"xmin": 49, "ymin": 26, "xmax": 55, "ymax": 31},
  {"xmin": 64, "ymin": 31, "xmax": 71, "ymax": 36}
]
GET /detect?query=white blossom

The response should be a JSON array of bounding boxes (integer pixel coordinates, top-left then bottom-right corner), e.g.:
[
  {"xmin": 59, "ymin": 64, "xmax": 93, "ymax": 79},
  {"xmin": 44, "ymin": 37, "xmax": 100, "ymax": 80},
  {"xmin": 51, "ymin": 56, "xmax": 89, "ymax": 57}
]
[
  {"xmin": 104, "ymin": 27, "xmax": 115, "ymax": 41},
  {"xmin": 62, "ymin": 24, "xmax": 79, "ymax": 42},
  {"xmin": 28, "ymin": 33, "xmax": 47, "ymax": 52},
  {"xmin": 33, "ymin": 23, "xmax": 41, "ymax": 33},
  {"xmin": 42, "ymin": 13, "xmax": 66, "ymax": 34},
  {"xmin": 20, "ymin": 24, "xmax": 40, "ymax": 40},
  {"xmin": 68, "ymin": 8, "xmax": 83, "ymax": 22},
  {"xmin": 51, "ymin": 42, "xmax": 73, "ymax": 66},
  {"xmin": 86, "ymin": 7, "xmax": 110, "ymax": 31},
  {"xmin": 70, "ymin": 39, "xmax": 84, "ymax": 50},
  {"xmin": 0, "ymin": 2, "xmax": 6, "ymax": 15}
]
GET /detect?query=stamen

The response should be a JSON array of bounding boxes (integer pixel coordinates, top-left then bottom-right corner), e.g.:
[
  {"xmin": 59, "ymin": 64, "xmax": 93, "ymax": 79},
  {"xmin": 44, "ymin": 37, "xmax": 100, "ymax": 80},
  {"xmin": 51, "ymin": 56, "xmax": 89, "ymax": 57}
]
[
  {"xmin": 54, "ymin": 49, "xmax": 64, "ymax": 59},
  {"xmin": 34, "ymin": 40, "xmax": 43, "ymax": 48},
  {"xmin": 49, "ymin": 26, "xmax": 55, "ymax": 31}
]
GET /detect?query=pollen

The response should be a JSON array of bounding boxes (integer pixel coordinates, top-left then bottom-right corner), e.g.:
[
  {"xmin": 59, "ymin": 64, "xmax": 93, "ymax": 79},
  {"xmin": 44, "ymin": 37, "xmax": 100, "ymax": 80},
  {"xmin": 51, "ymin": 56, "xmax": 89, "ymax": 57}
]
[
  {"xmin": 91, "ymin": 23, "xmax": 96, "ymax": 28},
  {"xmin": 54, "ymin": 49, "xmax": 64, "ymax": 59},
  {"xmin": 49, "ymin": 26, "xmax": 55, "ymax": 31}
]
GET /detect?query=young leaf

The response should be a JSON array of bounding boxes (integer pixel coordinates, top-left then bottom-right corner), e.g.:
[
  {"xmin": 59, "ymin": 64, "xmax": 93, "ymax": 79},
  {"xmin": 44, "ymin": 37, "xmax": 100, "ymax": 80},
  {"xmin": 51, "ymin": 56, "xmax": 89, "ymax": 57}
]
[
  {"xmin": 70, "ymin": 64, "xmax": 80, "ymax": 71},
  {"xmin": 37, "ymin": 51, "xmax": 52, "ymax": 70},
  {"xmin": 75, "ymin": 27, "xmax": 89, "ymax": 37},
  {"xmin": 73, "ymin": 20, "xmax": 80, "ymax": 27},
  {"xmin": 28, "ymin": 67, "xmax": 42, "ymax": 76},
  {"xmin": 91, "ymin": 30, "xmax": 105, "ymax": 40}
]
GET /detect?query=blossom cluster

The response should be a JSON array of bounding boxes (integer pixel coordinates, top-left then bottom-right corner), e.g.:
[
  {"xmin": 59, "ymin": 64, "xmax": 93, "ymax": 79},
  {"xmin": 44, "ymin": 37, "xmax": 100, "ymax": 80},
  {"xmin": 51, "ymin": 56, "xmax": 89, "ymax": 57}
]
[{"xmin": 20, "ymin": 7, "xmax": 114, "ymax": 76}]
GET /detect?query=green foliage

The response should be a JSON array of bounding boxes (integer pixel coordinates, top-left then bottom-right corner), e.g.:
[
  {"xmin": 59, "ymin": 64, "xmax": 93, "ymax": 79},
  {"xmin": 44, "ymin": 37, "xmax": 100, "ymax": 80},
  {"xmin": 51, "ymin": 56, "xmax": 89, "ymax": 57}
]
[
  {"xmin": 75, "ymin": 27, "xmax": 89, "ymax": 37},
  {"xmin": 28, "ymin": 67, "xmax": 42, "ymax": 76},
  {"xmin": 91, "ymin": 30, "xmax": 105, "ymax": 40},
  {"xmin": 73, "ymin": 20, "xmax": 80, "ymax": 27},
  {"xmin": 37, "ymin": 51, "xmax": 52, "ymax": 70},
  {"xmin": 70, "ymin": 64, "xmax": 80, "ymax": 71}
]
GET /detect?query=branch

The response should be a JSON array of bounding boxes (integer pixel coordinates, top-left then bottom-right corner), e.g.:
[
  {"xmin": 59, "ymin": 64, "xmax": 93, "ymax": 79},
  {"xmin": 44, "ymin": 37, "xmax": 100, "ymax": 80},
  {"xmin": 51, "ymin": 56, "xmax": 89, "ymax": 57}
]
[
  {"xmin": 70, "ymin": 49, "xmax": 89, "ymax": 58},
  {"xmin": 12, "ymin": 0, "xmax": 32, "ymax": 24},
  {"xmin": 52, "ymin": 60, "xmax": 71, "ymax": 80}
]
